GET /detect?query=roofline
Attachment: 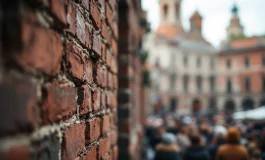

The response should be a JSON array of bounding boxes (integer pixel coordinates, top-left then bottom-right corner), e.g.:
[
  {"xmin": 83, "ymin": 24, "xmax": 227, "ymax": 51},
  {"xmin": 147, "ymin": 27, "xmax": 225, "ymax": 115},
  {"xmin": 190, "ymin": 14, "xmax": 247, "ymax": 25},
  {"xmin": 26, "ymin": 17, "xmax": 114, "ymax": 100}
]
[{"xmin": 219, "ymin": 46, "xmax": 265, "ymax": 55}]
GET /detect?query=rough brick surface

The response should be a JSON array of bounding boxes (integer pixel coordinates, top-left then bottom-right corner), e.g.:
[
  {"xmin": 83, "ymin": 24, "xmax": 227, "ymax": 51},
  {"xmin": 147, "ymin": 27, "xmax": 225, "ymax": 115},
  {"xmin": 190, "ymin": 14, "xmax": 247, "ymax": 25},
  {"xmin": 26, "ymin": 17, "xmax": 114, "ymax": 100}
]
[
  {"xmin": 0, "ymin": 0, "xmax": 146, "ymax": 159},
  {"xmin": 62, "ymin": 123, "xmax": 85, "ymax": 159},
  {"xmin": 42, "ymin": 81, "xmax": 77, "ymax": 124}
]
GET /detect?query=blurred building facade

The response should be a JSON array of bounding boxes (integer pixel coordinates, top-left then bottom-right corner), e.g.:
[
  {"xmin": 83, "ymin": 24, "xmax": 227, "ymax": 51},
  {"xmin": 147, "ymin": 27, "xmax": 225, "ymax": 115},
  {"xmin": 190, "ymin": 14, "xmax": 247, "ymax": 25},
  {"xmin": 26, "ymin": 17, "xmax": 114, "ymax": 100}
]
[
  {"xmin": 144, "ymin": 1, "xmax": 265, "ymax": 114},
  {"xmin": 218, "ymin": 4, "xmax": 265, "ymax": 112},
  {"xmin": 143, "ymin": 0, "xmax": 218, "ymax": 115}
]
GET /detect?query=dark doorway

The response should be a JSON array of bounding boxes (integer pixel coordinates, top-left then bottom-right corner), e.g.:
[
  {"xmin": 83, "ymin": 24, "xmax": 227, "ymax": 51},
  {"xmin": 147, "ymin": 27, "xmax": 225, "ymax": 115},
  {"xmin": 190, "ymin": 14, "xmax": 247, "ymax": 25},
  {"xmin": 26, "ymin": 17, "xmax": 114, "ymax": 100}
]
[
  {"xmin": 208, "ymin": 97, "xmax": 217, "ymax": 111},
  {"xmin": 224, "ymin": 99, "xmax": 235, "ymax": 113},
  {"xmin": 242, "ymin": 98, "xmax": 254, "ymax": 111}
]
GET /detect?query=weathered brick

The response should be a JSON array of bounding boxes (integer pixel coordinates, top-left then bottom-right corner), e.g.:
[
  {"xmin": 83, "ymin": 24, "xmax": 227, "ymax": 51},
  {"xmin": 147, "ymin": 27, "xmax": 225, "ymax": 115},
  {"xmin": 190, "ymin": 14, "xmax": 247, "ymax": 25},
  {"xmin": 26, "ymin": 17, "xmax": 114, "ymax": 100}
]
[
  {"xmin": 50, "ymin": 0, "xmax": 67, "ymax": 25},
  {"xmin": 106, "ymin": 50, "xmax": 112, "ymax": 68},
  {"xmin": 19, "ymin": 23, "xmax": 63, "ymax": 75},
  {"xmin": 62, "ymin": 123, "xmax": 85, "ymax": 160},
  {"xmin": 113, "ymin": 75, "xmax": 118, "ymax": 89},
  {"xmin": 107, "ymin": 72, "xmax": 113, "ymax": 88},
  {"xmin": 92, "ymin": 88, "xmax": 101, "ymax": 112},
  {"xmin": 90, "ymin": 0, "xmax": 101, "ymax": 29},
  {"xmin": 101, "ymin": 115, "xmax": 110, "ymax": 135},
  {"xmin": 92, "ymin": 33, "xmax": 102, "ymax": 57},
  {"xmin": 77, "ymin": 86, "xmax": 92, "ymax": 115},
  {"xmin": 113, "ymin": 146, "xmax": 118, "ymax": 160},
  {"xmin": 67, "ymin": 1, "xmax": 76, "ymax": 34},
  {"xmin": 81, "ymin": 0, "xmax": 89, "ymax": 10},
  {"xmin": 76, "ymin": 9, "xmax": 92, "ymax": 48},
  {"xmin": 94, "ymin": 63, "xmax": 101, "ymax": 86},
  {"xmin": 86, "ymin": 117, "xmax": 100, "ymax": 143},
  {"xmin": 106, "ymin": 4, "xmax": 112, "ymax": 25},
  {"xmin": 42, "ymin": 82, "xmax": 76, "ymax": 124},
  {"xmin": 111, "ymin": 130, "xmax": 118, "ymax": 146},
  {"xmin": 84, "ymin": 58, "xmax": 93, "ymax": 84},
  {"xmin": 102, "ymin": 43, "xmax": 107, "ymax": 62},
  {"xmin": 82, "ymin": 144, "xmax": 97, "ymax": 160},
  {"xmin": 66, "ymin": 40, "xmax": 85, "ymax": 83},
  {"xmin": 0, "ymin": 74, "xmax": 38, "ymax": 136},
  {"xmin": 112, "ymin": 39, "xmax": 118, "ymax": 56},
  {"xmin": 101, "ymin": 91, "xmax": 106, "ymax": 110},
  {"xmin": 99, "ymin": 137, "xmax": 110, "ymax": 159},
  {"xmin": 102, "ymin": 22, "xmax": 111, "ymax": 44}
]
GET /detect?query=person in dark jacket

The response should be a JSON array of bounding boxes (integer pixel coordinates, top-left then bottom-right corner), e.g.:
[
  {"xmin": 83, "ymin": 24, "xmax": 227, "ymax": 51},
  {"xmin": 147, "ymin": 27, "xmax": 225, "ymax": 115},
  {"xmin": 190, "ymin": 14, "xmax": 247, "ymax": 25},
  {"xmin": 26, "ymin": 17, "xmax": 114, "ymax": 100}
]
[
  {"xmin": 183, "ymin": 133, "xmax": 210, "ymax": 160},
  {"xmin": 155, "ymin": 133, "xmax": 180, "ymax": 160}
]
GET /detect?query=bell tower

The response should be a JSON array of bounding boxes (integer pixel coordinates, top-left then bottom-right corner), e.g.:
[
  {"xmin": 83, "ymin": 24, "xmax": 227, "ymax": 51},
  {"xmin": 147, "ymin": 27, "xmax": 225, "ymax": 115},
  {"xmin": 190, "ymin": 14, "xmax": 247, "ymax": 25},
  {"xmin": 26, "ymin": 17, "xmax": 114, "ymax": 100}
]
[
  {"xmin": 227, "ymin": 2, "xmax": 244, "ymax": 39},
  {"xmin": 157, "ymin": 0, "xmax": 184, "ymax": 39}
]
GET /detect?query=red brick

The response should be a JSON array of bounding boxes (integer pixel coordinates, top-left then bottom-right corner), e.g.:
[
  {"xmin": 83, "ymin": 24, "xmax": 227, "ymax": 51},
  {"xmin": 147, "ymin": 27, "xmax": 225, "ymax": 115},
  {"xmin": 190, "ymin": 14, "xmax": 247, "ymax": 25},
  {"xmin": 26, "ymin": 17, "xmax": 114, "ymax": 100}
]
[
  {"xmin": 0, "ymin": 145, "xmax": 29, "ymax": 160},
  {"xmin": 102, "ymin": 22, "xmax": 111, "ymax": 44},
  {"xmin": 102, "ymin": 43, "xmax": 107, "ymax": 62},
  {"xmin": 67, "ymin": 1, "xmax": 76, "ymax": 34},
  {"xmin": 106, "ymin": 4, "xmax": 112, "ymax": 25},
  {"xmin": 107, "ymin": 72, "xmax": 113, "ymax": 88},
  {"xmin": 66, "ymin": 40, "xmax": 85, "ymax": 83},
  {"xmin": 112, "ymin": 39, "xmax": 118, "ymax": 56},
  {"xmin": 86, "ymin": 117, "xmax": 101, "ymax": 143},
  {"xmin": 76, "ymin": 9, "xmax": 92, "ymax": 48},
  {"xmin": 62, "ymin": 123, "xmax": 85, "ymax": 159},
  {"xmin": 106, "ymin": 50, "xmax": 112, "ymax": 68},
  {"xmin": 94, "ymin": 63, "xmax": 100, "ymax": 85},
  {"xmin": 90, "ymin": 0, "xmax": 101, "ymax": 29},
  {"xmin": 50, "ymin": 0, "xmax": 67, "ymax": 25},
  {"xmin": 81, "ymin": 0, "xmax": 89, "ymax": 10},
  {"xmin": 108, "ymin": 0, "xmax": 116, "ymax": 11},
  {"xmin": 101, "ymin": 91, "xmax": 106, "ymax": 110},
  {"xmin": 82, "ymin": 144, "xmax": 97, "ymax": 160},
  {"xmin": 0, "ymin": 74, "xmax": 38, "ymax": 136},
  {"xmin": 113, "ymin": 75, "xmax": 118, "ymax": 89},
  {"xmin": 101, "ymin": 115, "xmax": 110, "ymax": 135},
  {"xmin": 99, "ymin": 137, "xmax": 110, "ymax": 159},
  {"xmin": 84, "ymin": 59, "xmax": 93, "ymax": 84},
  {"xmin": 77, "ymin": 86, "xmax": 92, "ymax": 115},
  {"xmin": 113, "ymin": 146, "xmax": 118, "ymax": 160},
  {"xmin": 92, "ymin": 88, "xmax": 101, "ymax": 112},
  {"xmin": 111, "ymin": 130, "xmax": 118, "ymax": 146},
  {"xmin": 92, "ymin": 33, "xmax": 102, "ymax": 57},
  {"xmin": 42, "ymin": 81, "xmax": 76, "ymax": 124},
  {"xmin": 19, "ymin": 23, "xmax": 62, "ymax": 76}
]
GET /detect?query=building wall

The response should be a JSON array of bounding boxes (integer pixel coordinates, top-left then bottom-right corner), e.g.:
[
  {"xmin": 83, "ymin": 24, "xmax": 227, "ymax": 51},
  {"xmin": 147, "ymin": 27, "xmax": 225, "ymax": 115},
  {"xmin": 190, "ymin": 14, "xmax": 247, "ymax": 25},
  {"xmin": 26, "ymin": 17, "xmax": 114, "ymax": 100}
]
[
  {"xmin": 0, "ymin": 0, "xmax": 119, "ymax": 159},
  {"xmin": 217, "ymin": 48, "xmax": 265, "ymax": 111}
]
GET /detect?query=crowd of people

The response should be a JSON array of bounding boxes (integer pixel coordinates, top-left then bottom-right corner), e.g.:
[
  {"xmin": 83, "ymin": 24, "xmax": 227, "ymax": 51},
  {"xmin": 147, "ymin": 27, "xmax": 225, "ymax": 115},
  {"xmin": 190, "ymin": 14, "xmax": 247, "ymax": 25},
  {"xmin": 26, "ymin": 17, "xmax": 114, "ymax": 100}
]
[{"xmin": 144, "ymin": 112, "xmax": 265, "ymax": 160}]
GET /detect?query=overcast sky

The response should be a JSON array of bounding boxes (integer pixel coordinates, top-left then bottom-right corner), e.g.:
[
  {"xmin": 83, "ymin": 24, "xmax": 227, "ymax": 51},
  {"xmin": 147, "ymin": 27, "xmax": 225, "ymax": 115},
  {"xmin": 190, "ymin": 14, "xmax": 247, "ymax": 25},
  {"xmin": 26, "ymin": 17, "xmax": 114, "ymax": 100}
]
[{"xmin": 142, "ymin": 0, "xmax": 265, "ymax": 47}]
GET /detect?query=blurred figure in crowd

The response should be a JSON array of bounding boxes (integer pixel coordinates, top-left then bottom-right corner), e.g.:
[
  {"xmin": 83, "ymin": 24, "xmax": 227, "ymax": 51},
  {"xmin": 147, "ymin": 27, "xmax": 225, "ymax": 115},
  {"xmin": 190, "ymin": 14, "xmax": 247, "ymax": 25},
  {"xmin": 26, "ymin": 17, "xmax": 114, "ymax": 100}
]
[
  {"xmin": 208, "ymin": 126, "xmax": 227, "ymax": 160},
  {"xmin": 154, "ymin": 133, "xmax": 180, "ymax": 160},
  {"xmin": 216, "ymin": 127, "xmax": 249, "ymax": 160},
  {"xmin": 176, "ymin": 126, "xmax": 190, "ymax": 155},
  {"xmin": 151, "ymin": 126, "xmax": 166, "ymax": 149},
  {"xmin": 183, "ymin": 133, "xmax": 210, "ymax": 160}
]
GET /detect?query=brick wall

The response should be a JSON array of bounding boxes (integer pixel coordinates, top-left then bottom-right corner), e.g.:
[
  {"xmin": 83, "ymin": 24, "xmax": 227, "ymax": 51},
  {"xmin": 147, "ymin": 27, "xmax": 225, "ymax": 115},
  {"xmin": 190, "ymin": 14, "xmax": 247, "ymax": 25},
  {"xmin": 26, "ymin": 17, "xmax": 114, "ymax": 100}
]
[
  {"xmin": 0, "ymin": 0, "xmax": 118, "ymax": 159},
  {"xmin": 118, "ymin": 0, "xmax": 147, "ymax": 159}
]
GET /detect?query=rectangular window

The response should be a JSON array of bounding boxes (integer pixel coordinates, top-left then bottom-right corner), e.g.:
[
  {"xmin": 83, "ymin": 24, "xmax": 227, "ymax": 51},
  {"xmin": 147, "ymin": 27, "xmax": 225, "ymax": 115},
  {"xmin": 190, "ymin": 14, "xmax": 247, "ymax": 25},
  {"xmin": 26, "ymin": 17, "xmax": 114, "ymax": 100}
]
[
  {"xmin": 197, "ymin": 77, "xmax": 202, "ymax": 93},
  {"xmin": 210, "ymin": 58, "xmax": 215, "ymax": 69},
  {"xmin": 245, "ymin": 77, "xmax": 251, "ymax": 92},
  {"xmin": 227, "ymin": 79, "xmax": 232, "ymax": 94},
  {"xmin": 245, "ymin": 57, "xmax": 249, "ymax": 68},
  {"xmin": 210, "ymin": 77, "xmax": 215, "ymax": 92},
  {"xmin": 183, "ymin": 76, "xmax": 189, "ymax": 93},
  {"xmin": 226, "ymin": 59, "xmax": 231, "ymax": 69}
]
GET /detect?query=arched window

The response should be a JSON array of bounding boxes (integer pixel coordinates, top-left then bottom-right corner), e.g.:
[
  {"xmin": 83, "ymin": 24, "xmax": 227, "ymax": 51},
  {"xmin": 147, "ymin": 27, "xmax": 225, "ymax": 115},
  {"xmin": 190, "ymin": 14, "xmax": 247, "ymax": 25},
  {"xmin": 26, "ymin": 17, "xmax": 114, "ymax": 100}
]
[
  {"xmin": 163, "ymin": 5, "xmax": 168, "ymax": 19},
  {"xmin": 245, "ymin": 56, "xmax": 249, "ymax": 68}
]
